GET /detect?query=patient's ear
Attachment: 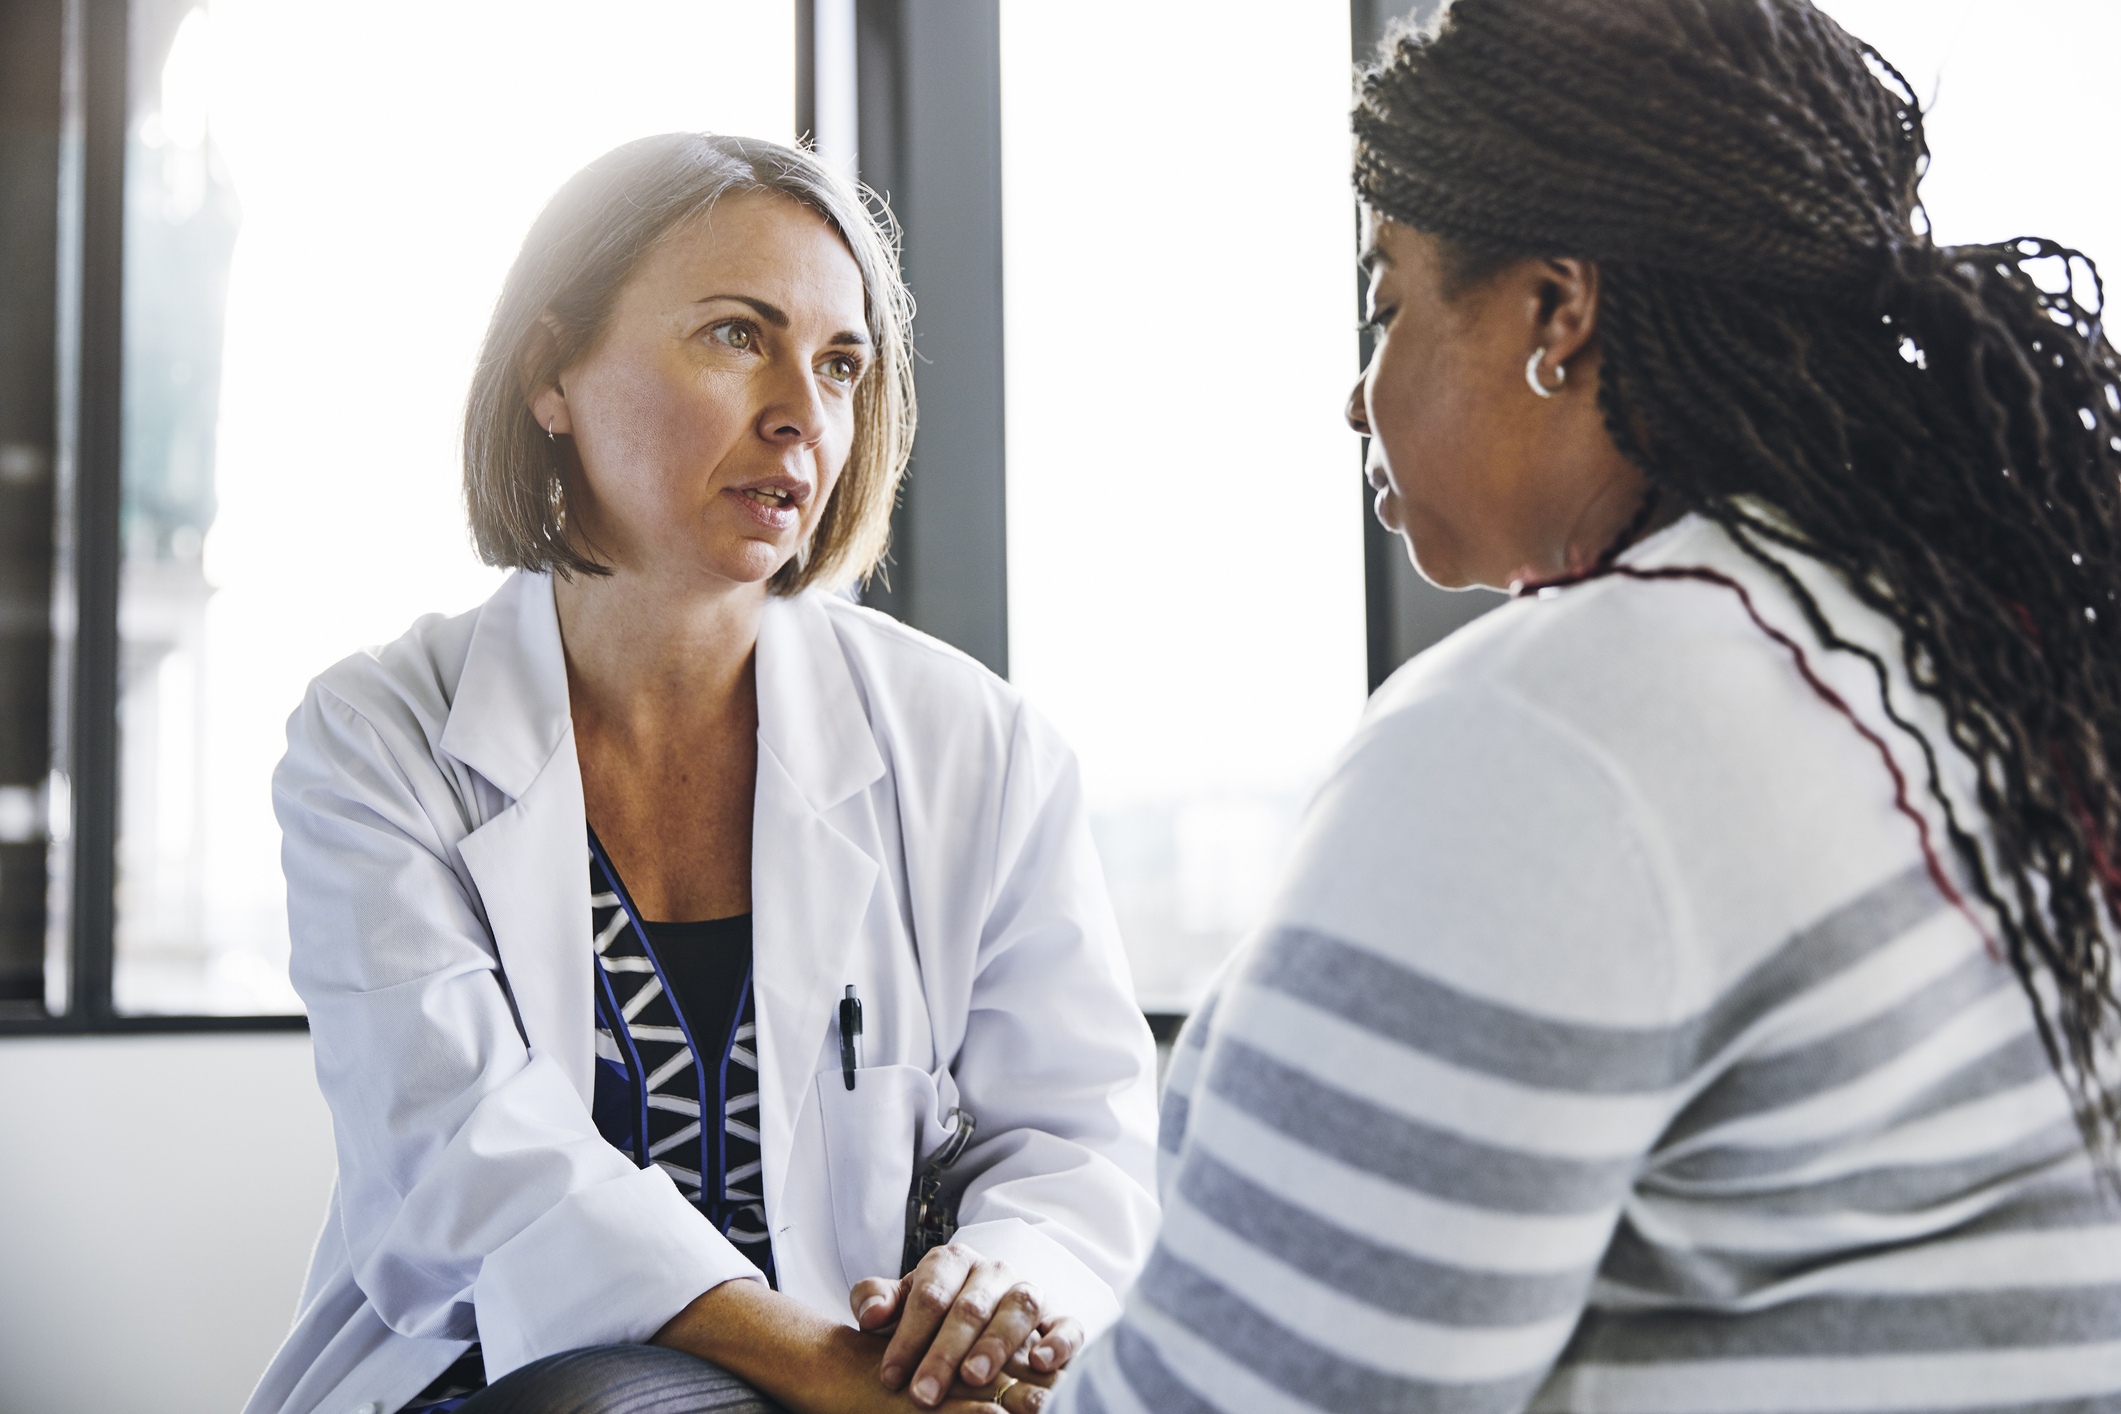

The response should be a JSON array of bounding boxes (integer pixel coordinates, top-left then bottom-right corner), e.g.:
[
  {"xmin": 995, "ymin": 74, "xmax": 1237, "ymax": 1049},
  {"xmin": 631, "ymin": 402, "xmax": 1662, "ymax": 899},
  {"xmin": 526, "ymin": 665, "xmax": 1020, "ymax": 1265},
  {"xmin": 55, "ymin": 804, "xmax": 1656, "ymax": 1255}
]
[{"xmin": 1532, "ymin": 257, "xmax": 1600, "ymax": 373}]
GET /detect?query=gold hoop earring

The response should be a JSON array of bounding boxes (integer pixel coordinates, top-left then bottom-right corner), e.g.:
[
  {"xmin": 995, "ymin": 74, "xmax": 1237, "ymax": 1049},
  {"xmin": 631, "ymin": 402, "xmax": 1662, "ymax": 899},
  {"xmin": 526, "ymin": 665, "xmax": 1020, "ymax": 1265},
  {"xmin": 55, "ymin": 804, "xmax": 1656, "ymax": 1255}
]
[
  {"xmin": 546, "ymin": 424, "xmax": 567, "ymax": 528},
  {"xmin": 1526, "ymin": 349, "xmax": 1565, "ymax": 398}
]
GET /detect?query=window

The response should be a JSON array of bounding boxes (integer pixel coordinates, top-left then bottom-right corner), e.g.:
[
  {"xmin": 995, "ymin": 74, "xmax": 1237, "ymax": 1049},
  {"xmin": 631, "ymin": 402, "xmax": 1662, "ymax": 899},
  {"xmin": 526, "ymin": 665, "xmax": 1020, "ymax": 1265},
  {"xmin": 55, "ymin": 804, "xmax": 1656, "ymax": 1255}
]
[
  {"xmin": 12, "ymin": 0, "xmax": 796, "ymax": 1027},
  {"xmin": 115, "ymin": 1, "xmax": 797, "ymax": 1017},
  {"xmin": 1817, "ymin": 0, "xmax": 2116, "ymax": 275},
  {"xmin": 999, "ymin": 3, "xmax": 1369, "ymax": 1011},
  {"xmin": 1003, "ymin": 0, "xmax": 2121, "ymax": 1012},
  {"xmin": 10, "ymin": 0, "xmax": 2115, "ymax": 1032}
]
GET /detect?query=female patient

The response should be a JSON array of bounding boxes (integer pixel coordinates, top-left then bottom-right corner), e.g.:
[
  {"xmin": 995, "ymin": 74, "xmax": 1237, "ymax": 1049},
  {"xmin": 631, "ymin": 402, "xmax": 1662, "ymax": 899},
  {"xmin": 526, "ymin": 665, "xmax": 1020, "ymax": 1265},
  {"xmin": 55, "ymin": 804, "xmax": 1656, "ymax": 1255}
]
[
  {"xmin": 246, "ymin": 134, "xmax": 1157, "ymax": 1414},
  {"xmin": 1061, "ymin": 2, "xmax": 2121, "ymax": 1411}
]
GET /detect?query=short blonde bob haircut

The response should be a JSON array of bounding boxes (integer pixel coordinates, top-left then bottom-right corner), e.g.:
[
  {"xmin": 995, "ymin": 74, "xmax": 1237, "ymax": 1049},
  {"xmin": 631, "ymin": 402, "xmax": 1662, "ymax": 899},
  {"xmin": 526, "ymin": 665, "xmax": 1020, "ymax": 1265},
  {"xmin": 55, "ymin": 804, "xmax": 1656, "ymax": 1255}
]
[{"xmin": 463, "ymin": 133, "xmax": 916, "ymax": 594}]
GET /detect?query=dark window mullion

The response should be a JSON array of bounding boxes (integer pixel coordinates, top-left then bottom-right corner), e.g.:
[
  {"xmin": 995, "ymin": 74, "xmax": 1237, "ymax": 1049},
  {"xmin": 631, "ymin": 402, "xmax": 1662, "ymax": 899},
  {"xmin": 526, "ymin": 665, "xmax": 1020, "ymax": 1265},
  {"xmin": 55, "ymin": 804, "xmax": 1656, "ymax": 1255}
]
[
  {"xmin": 0, "ymin": 0, "xmax": 65, "ymax": 1024},
  {"xmin": 847, "ymin": 0, "xmax": 1008, "ymax": 679},
  {"xmin": 1354, "ymin": 0, "xmax": 1399, "ymax": 695},
  {"xmin": 67, "ymin": 0, "xmax": 127, "ymax": 1027},
  {"xmin": 795, "ymin": 0, "xmax": 817, "ymax": 148},
  {"xmin": 1350, "ymin": 0, "xmax": 1500, "ymax": 693}
]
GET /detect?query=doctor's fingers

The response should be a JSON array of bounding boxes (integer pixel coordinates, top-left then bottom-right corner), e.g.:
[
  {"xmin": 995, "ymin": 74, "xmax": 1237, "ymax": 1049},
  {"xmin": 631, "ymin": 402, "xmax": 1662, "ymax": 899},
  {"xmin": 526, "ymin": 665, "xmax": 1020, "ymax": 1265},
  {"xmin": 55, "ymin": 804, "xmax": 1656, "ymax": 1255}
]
[
  {"xmin": 998, "ymin": 1385, "xmax": 1050, "ymax": 1414},
  {"xmin": 1024, "ymin": 1314, "xmax": 1085, "ymax": 1374},
  {"xmin": 916, "ymin": 1272, "xmax": 1047, "ymax": 1407},
  {"xmin": 851, "ymin": 1275, "xmax": 901, "ymax": 1330},
  {"xmin": 933, "ymin": 1397, "xmax": 1009, "ymax": 1414},
  {"xmin": 889, "ymin": 1251, "xmax": 1042, "ymax": 1407},
  {"xmin": 878, "ymin": 1244, "xmax": 981, "ymax": 1391},
  {"xmin": 994, "ymin": 1359, "xmax": 1061, "ymax": 1414}
]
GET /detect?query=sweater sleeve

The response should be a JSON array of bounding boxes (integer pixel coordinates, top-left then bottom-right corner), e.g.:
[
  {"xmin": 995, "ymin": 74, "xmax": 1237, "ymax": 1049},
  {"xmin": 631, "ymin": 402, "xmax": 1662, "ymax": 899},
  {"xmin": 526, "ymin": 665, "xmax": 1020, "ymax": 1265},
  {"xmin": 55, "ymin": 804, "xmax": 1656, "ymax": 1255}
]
[{"xmin": 1053, "ymin": 684, "xmax": 1688, "ymax": 1414}]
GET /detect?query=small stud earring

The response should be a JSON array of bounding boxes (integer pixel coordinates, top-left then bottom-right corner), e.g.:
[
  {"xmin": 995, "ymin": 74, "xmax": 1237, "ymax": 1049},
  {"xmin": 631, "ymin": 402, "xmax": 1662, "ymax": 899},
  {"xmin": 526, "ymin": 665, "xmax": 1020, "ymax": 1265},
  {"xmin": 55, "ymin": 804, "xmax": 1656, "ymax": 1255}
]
[{"xmin": 1526, "ymin": 349, "xmax": 1566, "ymax": 398}]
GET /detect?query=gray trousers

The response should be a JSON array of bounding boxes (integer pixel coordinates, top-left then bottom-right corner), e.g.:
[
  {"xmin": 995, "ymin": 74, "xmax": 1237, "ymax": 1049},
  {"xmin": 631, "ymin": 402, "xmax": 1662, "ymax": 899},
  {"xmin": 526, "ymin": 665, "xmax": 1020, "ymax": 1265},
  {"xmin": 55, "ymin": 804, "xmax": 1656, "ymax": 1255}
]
[{"xmin": 446, "ymin": 1346, "xmax": 785, "ymax": 1414}]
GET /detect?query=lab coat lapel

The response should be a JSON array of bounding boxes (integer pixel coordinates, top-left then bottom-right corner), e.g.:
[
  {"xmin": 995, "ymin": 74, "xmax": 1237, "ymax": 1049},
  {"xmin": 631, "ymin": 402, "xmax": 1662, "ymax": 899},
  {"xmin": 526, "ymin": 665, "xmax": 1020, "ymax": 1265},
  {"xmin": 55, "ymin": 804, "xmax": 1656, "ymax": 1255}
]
[
  {"xmin": 441, "ymin": 573, "xmax": 595, "ymax": 1105},
  {"xmin": 751, "ymin": 594, "xmax": 887, "ymax": 1228}
]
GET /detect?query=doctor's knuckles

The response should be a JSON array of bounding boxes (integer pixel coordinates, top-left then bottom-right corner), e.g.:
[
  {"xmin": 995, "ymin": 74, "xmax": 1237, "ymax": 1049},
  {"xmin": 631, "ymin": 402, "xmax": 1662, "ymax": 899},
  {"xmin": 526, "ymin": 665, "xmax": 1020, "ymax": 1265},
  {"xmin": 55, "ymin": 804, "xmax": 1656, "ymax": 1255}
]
[{"xmin": 258, "ymin": 574, "xmax": 1158, "ymax": 1414}]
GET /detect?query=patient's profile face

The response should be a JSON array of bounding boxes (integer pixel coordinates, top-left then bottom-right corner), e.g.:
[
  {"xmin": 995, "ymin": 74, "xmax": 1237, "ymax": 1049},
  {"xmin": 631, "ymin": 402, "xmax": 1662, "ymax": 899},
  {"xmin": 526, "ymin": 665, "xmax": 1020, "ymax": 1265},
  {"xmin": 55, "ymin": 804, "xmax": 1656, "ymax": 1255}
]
[
  {"xmin": 541, "ymin": 192, "xmax": 871, "ymax": 590},
  {"xmin": 1352, "ymin": 214, "xmax": 1554, "ymax": 591}
]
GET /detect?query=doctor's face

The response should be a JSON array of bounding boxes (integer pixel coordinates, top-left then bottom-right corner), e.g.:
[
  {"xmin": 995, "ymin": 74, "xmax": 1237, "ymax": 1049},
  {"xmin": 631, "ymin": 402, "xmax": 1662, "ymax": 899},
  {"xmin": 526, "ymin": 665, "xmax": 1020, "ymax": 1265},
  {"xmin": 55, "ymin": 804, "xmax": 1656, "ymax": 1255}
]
[{"xmin": 541, "ymin": 193, "xmax": 871, "ymax": 589}]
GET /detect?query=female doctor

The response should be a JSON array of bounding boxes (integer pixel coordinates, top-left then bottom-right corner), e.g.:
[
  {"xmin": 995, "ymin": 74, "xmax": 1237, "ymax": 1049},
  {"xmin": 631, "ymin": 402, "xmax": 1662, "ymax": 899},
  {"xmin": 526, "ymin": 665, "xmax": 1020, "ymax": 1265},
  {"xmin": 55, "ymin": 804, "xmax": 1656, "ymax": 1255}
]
[{"xmin": 245, "ymin": 133, "xmax": 1159, "ymax": 1414}]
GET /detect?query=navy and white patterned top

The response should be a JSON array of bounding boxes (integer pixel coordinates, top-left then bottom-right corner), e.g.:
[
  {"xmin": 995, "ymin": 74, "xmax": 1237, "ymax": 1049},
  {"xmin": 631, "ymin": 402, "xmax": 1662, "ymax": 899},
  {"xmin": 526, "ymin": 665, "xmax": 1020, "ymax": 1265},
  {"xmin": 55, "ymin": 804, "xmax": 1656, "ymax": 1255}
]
[
  {"xmin": 399, "ymin": 835, "xmax": 773, "ymax": 1414},
  {"xmin": 587, "ymin": 830, "xmax": 776, "ymax": 1283}
]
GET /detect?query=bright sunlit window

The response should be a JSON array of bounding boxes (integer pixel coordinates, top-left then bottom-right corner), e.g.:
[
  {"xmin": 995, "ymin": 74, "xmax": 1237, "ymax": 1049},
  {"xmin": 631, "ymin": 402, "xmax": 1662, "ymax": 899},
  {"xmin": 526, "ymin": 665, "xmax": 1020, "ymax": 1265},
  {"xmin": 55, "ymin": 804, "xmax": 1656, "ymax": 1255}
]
[
  {"xmin": 1000, "ymin": 3, "xmax": 1369, "ymax": 1011},
  {"xmin": 999, "ymin": 0, "xmax": 2119, "ymax": 1014},
  {"xmin": 100, "ymin": 0, "xmax": 2120, "ymax": 1020},
  {"xmin": 1818, "ymin": 0, "xmax": 2115, "ymax": 275},
  {"xmin": 115, "ymin": 0, "xmax": 795, "ymax": 1013}
]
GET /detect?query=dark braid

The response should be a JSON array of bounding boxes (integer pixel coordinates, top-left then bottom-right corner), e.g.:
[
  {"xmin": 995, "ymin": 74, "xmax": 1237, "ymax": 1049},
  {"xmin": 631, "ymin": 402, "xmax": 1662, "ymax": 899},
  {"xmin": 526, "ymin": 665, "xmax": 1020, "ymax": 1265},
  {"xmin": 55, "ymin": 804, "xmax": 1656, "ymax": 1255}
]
[{"xmin": 1356, "ymin": 0, "xmax": 2121, "ymax": 1159}]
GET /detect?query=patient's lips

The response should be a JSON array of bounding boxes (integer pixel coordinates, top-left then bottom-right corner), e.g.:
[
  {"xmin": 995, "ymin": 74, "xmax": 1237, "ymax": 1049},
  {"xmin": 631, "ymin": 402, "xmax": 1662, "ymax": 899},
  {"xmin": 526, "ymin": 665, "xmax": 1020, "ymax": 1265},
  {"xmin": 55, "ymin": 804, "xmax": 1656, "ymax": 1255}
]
[{"xmin": 1368, "ymin": 459, "xmax": 1402, "ymax": 532}]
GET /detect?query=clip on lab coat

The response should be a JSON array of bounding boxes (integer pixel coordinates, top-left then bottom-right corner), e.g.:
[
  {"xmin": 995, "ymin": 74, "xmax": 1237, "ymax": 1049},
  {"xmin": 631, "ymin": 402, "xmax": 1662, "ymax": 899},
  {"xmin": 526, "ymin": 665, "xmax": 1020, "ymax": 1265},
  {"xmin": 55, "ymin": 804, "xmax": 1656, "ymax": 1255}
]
[{"xmin": 902, "ymin": 1107, "xmax": 977, "ymax": 1275}]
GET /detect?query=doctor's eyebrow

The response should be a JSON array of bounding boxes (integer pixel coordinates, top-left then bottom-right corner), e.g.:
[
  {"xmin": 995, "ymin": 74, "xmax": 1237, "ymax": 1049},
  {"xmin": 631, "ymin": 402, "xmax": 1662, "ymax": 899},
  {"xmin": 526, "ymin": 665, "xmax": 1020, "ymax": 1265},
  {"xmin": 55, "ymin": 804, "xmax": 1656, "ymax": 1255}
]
[
  {"xmin": 696, "ymin": 293, "xmax": 870, "ymax": 347},
  {"xmin": 1358, "ymin": 244, "xmax": 1390, "ymax": 276}
]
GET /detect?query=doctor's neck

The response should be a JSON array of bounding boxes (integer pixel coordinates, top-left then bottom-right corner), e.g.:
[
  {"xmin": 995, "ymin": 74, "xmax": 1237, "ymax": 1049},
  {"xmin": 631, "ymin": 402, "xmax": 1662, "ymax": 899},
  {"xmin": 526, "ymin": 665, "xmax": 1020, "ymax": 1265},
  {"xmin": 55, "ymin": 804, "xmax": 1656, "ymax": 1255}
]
[{"xmin": 554, "ymin": 562, "xmax": 765, "ymax": 733}]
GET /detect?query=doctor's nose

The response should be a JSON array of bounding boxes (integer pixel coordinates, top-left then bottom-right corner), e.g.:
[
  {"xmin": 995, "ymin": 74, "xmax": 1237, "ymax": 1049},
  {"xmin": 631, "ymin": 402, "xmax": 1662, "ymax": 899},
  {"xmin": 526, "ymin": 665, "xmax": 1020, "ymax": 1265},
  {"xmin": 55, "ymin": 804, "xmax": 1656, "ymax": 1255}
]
[{"xmin": 760, "ymin": 369, "xmax": 831, "ymax": 450}]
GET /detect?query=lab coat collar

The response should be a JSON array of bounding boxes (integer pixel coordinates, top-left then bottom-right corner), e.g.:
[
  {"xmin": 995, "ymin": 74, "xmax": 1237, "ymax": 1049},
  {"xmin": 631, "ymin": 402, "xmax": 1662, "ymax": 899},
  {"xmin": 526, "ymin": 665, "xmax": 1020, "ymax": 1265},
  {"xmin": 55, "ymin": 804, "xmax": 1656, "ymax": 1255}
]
[
  {"xmin": 439, "ymin": 578, "xmax": 886, "ymax": 812},
  {"xmin": 754, "ymin": 593, "xmax": 887, "ymax": 811},
  {"xmin": 441, "ymin": 577, "xmax": 893, "ymax": 1218},
  {"xmin": 749, "ymin": 748, "xmax": 880, "ymax": 1235},
  {"xmin": 750, "ymin": 593, "xmax": 888, "ymax": 1229},
  {"xmin": 438, "ymin": 571, "xmax": 572, "ymax": 801},
  {"xmin": 443, "ymin": 572, "xmax": 595, "ymax": 1104}
]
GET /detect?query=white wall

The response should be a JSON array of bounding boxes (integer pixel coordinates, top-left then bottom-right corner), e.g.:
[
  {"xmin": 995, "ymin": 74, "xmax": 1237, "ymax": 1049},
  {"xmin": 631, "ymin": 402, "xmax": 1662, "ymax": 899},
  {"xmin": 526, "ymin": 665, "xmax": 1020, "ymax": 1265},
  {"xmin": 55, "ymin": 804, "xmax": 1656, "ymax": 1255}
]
[{"xmin": 0, "ymin": 1033, "xmax": 335, "ymax": 1414}]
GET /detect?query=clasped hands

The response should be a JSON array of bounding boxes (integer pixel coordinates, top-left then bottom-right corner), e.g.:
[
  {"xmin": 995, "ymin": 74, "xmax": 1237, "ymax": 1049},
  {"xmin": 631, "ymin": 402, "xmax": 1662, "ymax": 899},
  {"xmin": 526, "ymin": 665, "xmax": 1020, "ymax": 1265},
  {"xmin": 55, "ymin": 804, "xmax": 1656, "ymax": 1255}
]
[{"xmin": 848, "ymin": 1242, "xmax": 1084, "ymax": 1413}]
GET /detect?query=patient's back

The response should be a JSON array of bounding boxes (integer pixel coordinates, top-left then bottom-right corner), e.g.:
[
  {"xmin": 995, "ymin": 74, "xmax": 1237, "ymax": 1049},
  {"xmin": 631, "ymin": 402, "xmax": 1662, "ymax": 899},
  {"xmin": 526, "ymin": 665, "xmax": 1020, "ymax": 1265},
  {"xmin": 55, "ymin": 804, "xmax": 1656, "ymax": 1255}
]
[{"xmin": 1059, "ymin": 516, "xmax": 2121, "ymax": 1414}]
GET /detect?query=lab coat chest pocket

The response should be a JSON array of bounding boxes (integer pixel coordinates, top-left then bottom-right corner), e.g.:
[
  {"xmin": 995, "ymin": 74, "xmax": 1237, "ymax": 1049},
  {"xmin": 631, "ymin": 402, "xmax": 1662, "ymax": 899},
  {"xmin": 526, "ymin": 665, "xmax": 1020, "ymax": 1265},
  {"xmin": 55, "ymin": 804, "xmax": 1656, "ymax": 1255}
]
[{"xmin": 815, "ymin": 1064, "xmax": 938, "ymax": 1288}]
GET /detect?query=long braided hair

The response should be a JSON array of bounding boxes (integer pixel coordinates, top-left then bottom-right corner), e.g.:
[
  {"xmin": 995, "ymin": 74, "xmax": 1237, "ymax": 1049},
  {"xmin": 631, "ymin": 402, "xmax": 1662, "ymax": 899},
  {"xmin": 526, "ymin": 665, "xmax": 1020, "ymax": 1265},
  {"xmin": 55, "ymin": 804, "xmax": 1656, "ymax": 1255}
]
[{"xmin": 1355, "ymin": 0, "xmax": 2121, "ymax": 1157}]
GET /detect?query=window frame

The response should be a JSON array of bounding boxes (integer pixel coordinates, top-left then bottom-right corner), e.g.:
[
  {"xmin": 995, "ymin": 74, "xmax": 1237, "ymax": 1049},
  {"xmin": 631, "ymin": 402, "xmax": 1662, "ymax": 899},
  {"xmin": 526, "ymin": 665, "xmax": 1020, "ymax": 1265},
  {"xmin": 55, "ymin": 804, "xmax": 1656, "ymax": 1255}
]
[
  {"xmin": 0, "ymin": 0, "xmax": 282, "ymax": 1036},
  {"xmin": 0, "ymin": 0, "xmax": 207, "ymax": 1037}
]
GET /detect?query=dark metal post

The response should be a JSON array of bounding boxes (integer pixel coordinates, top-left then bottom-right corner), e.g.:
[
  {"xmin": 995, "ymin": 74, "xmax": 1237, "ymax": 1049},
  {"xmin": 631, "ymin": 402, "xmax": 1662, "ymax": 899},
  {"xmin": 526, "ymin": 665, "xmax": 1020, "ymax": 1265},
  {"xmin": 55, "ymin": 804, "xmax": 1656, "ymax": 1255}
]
[
  {"xmin": 851, "ymin": 0, "xmax": 1008, "ymax": 678},
  {"xmin": 1354, "ymin": 0, "xmax": 1395, "ymax": 695},
  {"xmin": 0, "ymin": 0, "xmax": 65, "ymax": 1014},
  {"xmin": 1350, "ymin": 0, "xmax": 1500, "ymax": 691},
  {"xmin": 794, "ymin": 0, "xmax": 816, "ymax": 146},
  {"xmin": 67, "ymin": 0, "xmax": 126, "ymax": 1025}
]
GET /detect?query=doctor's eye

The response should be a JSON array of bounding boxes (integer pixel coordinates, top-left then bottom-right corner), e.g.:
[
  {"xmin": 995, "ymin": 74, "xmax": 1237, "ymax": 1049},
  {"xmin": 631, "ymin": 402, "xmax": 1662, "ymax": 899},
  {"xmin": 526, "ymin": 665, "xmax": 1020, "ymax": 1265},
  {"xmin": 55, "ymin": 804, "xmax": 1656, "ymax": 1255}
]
[
  {"xmin": 821, "ymin": 352, "xmax": 864, "ymax": 385},
  {"xmin": 709, "ymin": 319, "xmax": 759, "ymax": 352}
]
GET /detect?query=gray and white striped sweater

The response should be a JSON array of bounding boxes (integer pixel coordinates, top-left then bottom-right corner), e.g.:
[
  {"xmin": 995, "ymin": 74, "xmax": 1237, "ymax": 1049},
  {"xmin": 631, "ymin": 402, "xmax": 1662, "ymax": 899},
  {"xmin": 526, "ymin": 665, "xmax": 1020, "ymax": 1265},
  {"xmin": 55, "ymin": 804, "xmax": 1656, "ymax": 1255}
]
[{"xmin": 1058, "ymin": 516, "xmax": 2121, "ymax": 1414}]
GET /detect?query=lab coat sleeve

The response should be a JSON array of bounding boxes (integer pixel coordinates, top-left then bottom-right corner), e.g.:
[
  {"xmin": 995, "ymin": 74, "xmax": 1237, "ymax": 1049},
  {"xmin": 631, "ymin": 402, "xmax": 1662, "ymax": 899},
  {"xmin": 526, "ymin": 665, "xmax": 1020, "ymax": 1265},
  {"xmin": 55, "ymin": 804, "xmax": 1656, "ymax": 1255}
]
[
  {"xmin": 944, "ymin": 700, "xmax": 1162, "ymax": 1337},
  {"xmin": 275, "ymin": 684, "xmax": 763, "ymax": 1379}
]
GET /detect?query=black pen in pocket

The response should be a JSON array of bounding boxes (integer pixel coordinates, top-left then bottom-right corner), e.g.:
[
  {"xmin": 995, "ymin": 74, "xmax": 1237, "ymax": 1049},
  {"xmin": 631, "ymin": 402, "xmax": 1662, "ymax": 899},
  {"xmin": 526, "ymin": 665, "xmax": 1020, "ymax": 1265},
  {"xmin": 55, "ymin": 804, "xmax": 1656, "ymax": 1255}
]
[{"xmin": 839, "ymin": 984, "xmax": 864, "ymax": 1089}]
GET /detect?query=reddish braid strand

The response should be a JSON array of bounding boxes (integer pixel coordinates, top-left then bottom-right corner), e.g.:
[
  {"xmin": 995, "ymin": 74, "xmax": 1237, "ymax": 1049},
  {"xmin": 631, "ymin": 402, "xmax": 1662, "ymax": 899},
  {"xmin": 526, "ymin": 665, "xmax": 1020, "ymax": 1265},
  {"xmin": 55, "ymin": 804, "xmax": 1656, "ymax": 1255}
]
[{"xmin": 1515, "ymin": 562, "xmax": 1993, "ymax": 953}]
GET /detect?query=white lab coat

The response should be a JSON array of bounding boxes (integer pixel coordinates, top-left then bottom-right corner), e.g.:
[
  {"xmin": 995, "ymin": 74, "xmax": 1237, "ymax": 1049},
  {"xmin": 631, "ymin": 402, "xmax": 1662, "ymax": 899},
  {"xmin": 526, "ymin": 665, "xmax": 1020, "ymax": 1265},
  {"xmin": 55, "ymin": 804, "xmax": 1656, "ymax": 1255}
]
[{"xmin": 244, "ymin": 571, "xmax": 1160, "ymax": 1414}]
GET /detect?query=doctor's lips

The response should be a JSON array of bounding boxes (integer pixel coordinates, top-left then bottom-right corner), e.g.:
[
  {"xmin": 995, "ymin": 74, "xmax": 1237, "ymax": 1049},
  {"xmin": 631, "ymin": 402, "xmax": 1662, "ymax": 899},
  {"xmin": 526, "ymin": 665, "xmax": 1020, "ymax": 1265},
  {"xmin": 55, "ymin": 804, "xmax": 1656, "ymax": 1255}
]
[{"xmin": 727, "ymin": 473, "xmax": 812, "ymax": 530}]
